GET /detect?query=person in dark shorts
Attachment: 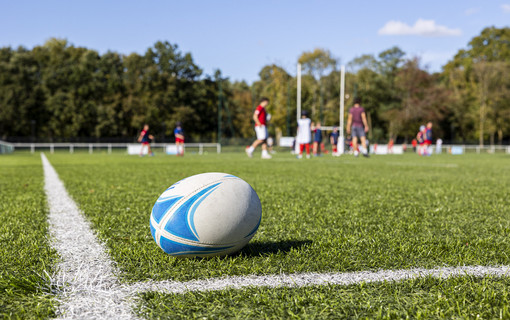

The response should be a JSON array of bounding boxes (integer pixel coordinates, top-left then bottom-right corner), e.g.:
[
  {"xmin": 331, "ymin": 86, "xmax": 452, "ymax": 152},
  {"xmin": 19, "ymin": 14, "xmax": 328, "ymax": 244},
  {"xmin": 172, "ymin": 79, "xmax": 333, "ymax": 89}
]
[
  {"xmin": 330, "ymin": 127, "xmax": 339, "ymax": 156},
  {"xmin": 424, "ymin": 121, "xmax": 433, "ymax": 155},
  {"xmin": 313, "ymin": 122, "xmax": 323, "ymax": 156},
  {"xmin": 346, "ymin": 98, "xmax": 369, "ymax": 157},
  {"xmin": 417, "ymin": 125, "xmax": 426, "ymax": 156}
]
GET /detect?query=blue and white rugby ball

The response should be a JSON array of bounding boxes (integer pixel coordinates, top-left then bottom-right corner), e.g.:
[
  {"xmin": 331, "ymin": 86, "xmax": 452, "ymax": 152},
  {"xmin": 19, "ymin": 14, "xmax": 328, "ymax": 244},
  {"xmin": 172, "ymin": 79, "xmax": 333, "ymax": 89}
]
[{"xmin": 150, "ymin": 173, "xmax": 262, "ymax": 257}]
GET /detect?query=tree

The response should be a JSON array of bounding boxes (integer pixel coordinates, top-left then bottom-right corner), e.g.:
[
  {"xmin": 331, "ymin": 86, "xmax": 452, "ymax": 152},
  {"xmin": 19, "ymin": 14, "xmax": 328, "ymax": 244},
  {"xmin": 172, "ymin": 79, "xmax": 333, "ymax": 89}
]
[
  {"xmin": 298, "ymin": 48, "xmax": 337, "ymax": 121},
  {"xmin": 443, "ymin": 27, "xmax": 510, "ymax": 145}
]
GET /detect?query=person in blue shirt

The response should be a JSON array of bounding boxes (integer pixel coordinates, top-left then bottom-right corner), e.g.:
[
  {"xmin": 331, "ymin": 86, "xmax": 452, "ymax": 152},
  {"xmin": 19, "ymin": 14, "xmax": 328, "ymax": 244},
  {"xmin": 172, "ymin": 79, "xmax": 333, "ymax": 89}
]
[
  {"xmin": 424, "ymin": 122, "xmax": 433, "ymax": 156},
  {"xmin": 330, "ymin": 127, "xmax": 339, "ymax": 156},
  {"xmin": 174, "ymin": 122, "xmax": 184, "ymax": 156},
  {"xmin": 313, "ymin": 122, "xmax": 323, "ymax": 156}
]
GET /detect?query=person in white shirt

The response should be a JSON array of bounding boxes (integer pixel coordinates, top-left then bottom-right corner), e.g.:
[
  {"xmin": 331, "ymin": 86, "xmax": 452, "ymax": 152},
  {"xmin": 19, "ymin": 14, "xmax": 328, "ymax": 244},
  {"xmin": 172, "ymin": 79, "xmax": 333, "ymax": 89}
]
[
  {"xmin": 296, "ymin": 111, "xmax": 312, "ymax": 159},
  {"xmin": 436, "ymin": 138, "xmax": 443, "ymax": 154}
]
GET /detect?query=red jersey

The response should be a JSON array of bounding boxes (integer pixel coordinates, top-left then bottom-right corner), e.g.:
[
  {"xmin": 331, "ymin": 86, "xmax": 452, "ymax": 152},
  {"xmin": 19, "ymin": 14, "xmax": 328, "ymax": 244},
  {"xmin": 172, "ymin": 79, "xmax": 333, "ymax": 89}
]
[{"xmin": 254, "ymin": 105, "xmax": 267, "ymax": 126}]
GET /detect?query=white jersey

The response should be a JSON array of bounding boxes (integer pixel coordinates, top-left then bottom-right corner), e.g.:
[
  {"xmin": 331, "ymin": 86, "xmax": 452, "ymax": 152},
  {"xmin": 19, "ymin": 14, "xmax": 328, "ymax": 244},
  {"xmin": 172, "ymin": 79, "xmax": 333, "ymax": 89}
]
[{"xmin": 296, "ymin": 118, "xmax": 312, "ymax": 144}]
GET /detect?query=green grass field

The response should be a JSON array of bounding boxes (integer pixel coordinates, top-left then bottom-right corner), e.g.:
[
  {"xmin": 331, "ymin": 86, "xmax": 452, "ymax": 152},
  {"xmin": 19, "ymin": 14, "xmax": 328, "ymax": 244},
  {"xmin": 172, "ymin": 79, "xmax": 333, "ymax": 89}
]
[
  {"xmin": 2, "ymin": 151, "xmax": 510, "ymax": 318},
  {"xmin": 0, "ymin": 155, "xmax": 57, "ymax": 319}
]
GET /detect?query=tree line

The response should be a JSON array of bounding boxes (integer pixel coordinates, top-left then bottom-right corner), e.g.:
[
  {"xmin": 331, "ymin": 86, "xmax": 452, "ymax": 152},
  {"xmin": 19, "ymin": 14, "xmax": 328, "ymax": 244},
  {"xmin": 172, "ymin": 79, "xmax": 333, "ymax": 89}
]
[{"xmin": 1, "ymin": 27, "xmax": 509, "ymax": 145}]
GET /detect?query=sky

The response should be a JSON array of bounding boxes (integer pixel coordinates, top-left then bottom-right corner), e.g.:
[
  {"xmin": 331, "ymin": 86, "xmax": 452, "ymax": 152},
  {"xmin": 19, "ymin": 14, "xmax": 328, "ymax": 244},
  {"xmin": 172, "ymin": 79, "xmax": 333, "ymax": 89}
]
[{"xmin": 1, "ymin": 0, "xmax": 509, "ymax": 83}]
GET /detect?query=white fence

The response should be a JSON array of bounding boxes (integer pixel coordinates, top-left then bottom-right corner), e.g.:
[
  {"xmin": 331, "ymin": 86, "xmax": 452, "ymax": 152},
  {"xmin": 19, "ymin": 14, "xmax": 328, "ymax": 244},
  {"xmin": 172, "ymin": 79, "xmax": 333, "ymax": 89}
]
[
  {"xmin": 4, "ymin": 141, "xmax": 510, "ymax": 155},
  {"xmin": 10, "ymin": 142, "xmax": 221, "ymax": 155},
  {"xmin": 439, "ymin": 144, "xmax": 510, "ymax": 154}
]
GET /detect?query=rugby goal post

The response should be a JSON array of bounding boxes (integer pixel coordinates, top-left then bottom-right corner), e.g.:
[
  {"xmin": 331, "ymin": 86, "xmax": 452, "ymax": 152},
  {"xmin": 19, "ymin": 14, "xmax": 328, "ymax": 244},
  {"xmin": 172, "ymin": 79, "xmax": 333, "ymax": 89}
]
[
  {"xmin": 295, "ymin": 64, "xmax": 346, "ymax": 155},
  {"xmin": 338, "ymin": 65, "xmax": 345, "ymax": 155}
]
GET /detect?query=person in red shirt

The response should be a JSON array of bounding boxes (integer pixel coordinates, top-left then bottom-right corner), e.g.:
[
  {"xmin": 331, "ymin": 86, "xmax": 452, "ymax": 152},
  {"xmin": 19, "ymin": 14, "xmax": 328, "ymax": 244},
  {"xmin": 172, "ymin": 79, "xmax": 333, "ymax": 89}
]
[
  {"xmin": 137, "ymin": 124, "xmax": 154, "ymax": 156},
  {"xmin": 412, "ymin": 139, "xmax": 418, "ymax": 153},
  {"xmin": 246, "ymin": 97, "xmax": 271, "ymax": 159},
  {"xmin": 388, "ymin": 138, "xmax": 394, "ymax": 154}
]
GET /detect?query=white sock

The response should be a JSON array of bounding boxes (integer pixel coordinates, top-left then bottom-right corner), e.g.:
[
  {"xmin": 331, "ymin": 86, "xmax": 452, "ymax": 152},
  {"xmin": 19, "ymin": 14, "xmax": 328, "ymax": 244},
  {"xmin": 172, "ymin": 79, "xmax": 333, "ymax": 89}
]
[{"xmin": 248, "ymin": 146, "xmax": 254, "ymax": 153}]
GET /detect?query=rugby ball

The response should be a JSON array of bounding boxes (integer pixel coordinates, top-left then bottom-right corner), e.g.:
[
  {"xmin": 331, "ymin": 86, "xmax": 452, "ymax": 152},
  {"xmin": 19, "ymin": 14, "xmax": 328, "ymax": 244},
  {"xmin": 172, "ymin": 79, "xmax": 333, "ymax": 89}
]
[{"xmin": 150, "ymin": 173, "xmax": 262, "ymax": 257}]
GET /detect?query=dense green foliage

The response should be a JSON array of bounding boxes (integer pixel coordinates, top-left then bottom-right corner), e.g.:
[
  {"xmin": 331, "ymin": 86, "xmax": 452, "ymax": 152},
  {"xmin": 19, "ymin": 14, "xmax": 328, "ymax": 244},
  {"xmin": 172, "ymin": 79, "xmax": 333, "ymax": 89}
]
[
  {"xmin": 46, "ymin": 152, "xmax": 510, "ymax": 285},
  {"xmin": 0, "ymin": 155, "xmax": 57, "ymax": 319},
  {"xmin": 1, "ymin": 27, "xmax": 509, "ymax": 144}
]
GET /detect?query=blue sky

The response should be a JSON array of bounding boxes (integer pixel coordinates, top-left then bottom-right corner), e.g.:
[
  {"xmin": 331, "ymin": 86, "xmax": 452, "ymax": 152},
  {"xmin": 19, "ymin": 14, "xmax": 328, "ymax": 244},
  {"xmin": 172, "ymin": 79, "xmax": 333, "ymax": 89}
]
[{"xmin": 1, "ymin": 0, "xmax": 509, "ymax": 82}]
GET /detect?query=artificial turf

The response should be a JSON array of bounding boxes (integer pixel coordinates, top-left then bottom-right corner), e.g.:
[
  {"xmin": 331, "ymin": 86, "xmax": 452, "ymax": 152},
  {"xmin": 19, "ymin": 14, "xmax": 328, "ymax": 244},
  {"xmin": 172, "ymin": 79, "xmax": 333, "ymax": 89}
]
[
  {"xmin": 137, "ymin": 275, "xmax": 510, "ymax": 319},
  {"xmin": 0, "ymin": 154, "xmax": 57, "ymax": 319},
  {"xmin": 45, "ymin": 152, "xmax": 510, "ymax": 284},
  {"xmin": 5, "ymin": 151, "xmax": 509, "ymax": 319}
]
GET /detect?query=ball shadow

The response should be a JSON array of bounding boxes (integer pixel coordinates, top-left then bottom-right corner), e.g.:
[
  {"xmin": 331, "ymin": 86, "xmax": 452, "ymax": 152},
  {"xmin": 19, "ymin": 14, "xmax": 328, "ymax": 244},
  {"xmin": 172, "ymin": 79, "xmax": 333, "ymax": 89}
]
[{"xmin": 237, "ymin": 239, "xmax": 313, "ymax": 257}]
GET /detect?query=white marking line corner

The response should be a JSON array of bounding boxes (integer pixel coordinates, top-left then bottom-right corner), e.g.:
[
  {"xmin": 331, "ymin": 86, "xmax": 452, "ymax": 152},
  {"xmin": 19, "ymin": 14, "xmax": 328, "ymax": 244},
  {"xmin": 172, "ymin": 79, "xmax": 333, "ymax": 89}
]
[
  {"xmin": 42, "ymin": 153, "xmax": 137, "ymax": 319},
  {"xmin": 41, "ymin": 153, "xmax": 510, "ymax": 319}
]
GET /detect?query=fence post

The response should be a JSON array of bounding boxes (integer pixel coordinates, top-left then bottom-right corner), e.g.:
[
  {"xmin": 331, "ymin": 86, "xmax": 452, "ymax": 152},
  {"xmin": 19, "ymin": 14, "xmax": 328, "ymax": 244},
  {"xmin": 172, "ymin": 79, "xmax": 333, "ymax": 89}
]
[
  {"xmin": 70, "ymin": 145, "xmax": 74, "ymax": 154},
  {"xmin": 217, "ymin": 143, "xmax": 221, "ymax": 154},
  {"xmin": 199, "ymin": 144, "xmax": 203, "ymax": 155},
  {"xmin": 50, "ymin": 144, "xmax": 54, "ymax": 154},
  {"xmin": 89, "ymin": 144, "xmax": 93, "ymax": 154},
  {"xmin": 108, "ymin": 144, "xmax": 112, "ymax": 154},
  {"xmin": 30, "ymin": 144, "xmax": 35, "ymax": 154}
]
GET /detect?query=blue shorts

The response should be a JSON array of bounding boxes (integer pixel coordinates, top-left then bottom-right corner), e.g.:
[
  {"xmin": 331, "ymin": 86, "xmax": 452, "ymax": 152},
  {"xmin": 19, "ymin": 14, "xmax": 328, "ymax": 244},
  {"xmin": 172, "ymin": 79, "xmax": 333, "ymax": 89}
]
[{"xmin": 351, "ymin": 126, "xmax": 365, "ymax": 138}]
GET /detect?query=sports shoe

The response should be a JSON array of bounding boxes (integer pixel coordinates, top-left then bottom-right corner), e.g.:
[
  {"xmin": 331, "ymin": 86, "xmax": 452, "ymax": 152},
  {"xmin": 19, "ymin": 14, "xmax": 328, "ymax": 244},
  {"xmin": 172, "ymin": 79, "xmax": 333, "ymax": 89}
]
[
  {"xmin": 245, "ymin": 147, "xmax": 253, "ymax": 158},
  {"xmin": 362, "ymin": 153, "xmax": 370, "ymax": 158},
  {"xmin": 306, "ymin": 154, "xmax": 311, "ymax": 159},
  {"xmin": 261, "ymin": 154, "xmax": 272, "ymax": 159},
  {"xmin": 297, "ymin": 154, "xmax": 303, "ymax": 159}
]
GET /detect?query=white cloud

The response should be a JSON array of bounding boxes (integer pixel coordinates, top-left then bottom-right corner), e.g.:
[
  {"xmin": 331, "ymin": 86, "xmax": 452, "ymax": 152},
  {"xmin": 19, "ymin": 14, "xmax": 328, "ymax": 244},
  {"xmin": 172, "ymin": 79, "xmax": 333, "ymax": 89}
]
[
  {"xmin": 464, "ymin": 7, "xmax": 479, "ymax": 15},
  {"xmin": 502, "ymin": 4, "xmax": 510, "ymax": 13},
  {"xmin": 378, "ymin": 19, "xmax": 462, "ymax": 37}
]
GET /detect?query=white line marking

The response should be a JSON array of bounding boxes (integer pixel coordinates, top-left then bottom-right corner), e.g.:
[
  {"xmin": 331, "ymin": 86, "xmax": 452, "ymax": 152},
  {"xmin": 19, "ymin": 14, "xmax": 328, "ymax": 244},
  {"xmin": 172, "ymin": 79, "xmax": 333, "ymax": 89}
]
[
  {"xmin": 42, "ymin": 153, "xmax": 138, "ymax": 319},
  {"xmin": 129, "ymin": 265, "xmax": 510, "ymax": 294},
  {"xmin": 42, "ymin": 153, "xmax": 510, "ymax": 317}
]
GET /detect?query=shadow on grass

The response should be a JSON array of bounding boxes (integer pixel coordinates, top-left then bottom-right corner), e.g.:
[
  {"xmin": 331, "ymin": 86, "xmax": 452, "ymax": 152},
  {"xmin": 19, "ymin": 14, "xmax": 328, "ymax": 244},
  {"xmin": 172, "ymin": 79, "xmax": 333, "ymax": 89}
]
[{"xmin": 239, "ymin": 240, "xmax": 313, "ymax": 257}]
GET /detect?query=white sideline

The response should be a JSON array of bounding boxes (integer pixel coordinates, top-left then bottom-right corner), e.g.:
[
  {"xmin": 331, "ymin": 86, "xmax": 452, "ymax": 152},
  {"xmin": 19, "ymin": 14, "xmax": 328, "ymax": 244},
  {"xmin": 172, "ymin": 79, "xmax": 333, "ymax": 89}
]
[
  {"xmin": 42, "ymin": 153, "xmax": 510, "ymax": 319},
  {"xmin": 42, "ymin": 153, "xmax": 137, "ymax": 319},
  {"xmin": 130, "ymin": 265, "xmax": 510, "ymax": 294}
]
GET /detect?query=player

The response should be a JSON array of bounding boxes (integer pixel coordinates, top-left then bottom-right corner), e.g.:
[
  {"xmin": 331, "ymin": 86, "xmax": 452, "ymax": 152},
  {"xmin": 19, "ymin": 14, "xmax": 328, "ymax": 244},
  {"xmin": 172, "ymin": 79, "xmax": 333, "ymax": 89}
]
[
  {"xmin": 312, "ymin": 122, "xmax": 322, "ymax": 156},
  {"xmin": 412, "ymin": 138, "xmax": 418, "ymax": 153},
  {"xmin": 174, "ymin": 122, "xmax": 184, "ymax": 156},
  {"xmin": 330, "ymin": 127, "xmax": 339, "ymax": 156},
  {"xmin": 246, "ymin": 97, "xmax": 271, "ymax": 159},
  {"xmin": 416, "ymin": 125, "xmax": 426, "ymax": 155},
  {"xmin": 296, "ymin": 111, "xmax": 312, "ymax": 159},
  {"xmin": 345, "ymin": 134, "xmax": 353, "ymax": 153},
  {"xmin": 424, "ymin": 121, "xmax": 433, "ymax": 155},
  {"xmin": 346, "ymin": 98, "xmax": 369, "ymax": 157},
  {"xmin": 267, "ymin": 136, "xmax": 275, "ymax": 154},
  {"xmin": 436, "ymin": 138, "xmax": 443, "ymax": 154},
  {"xmin": 138, "ymin": 124, "xmax": 154, "ymax": 156}
]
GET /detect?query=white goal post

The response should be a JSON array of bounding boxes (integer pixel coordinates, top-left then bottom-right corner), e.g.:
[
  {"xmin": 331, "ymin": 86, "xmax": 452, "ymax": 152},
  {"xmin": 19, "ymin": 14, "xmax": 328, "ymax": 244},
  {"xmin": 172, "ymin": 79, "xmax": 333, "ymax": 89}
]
[{"xmin": 296, "ymin": 64, "xmax": 346, "ymax": 154}]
